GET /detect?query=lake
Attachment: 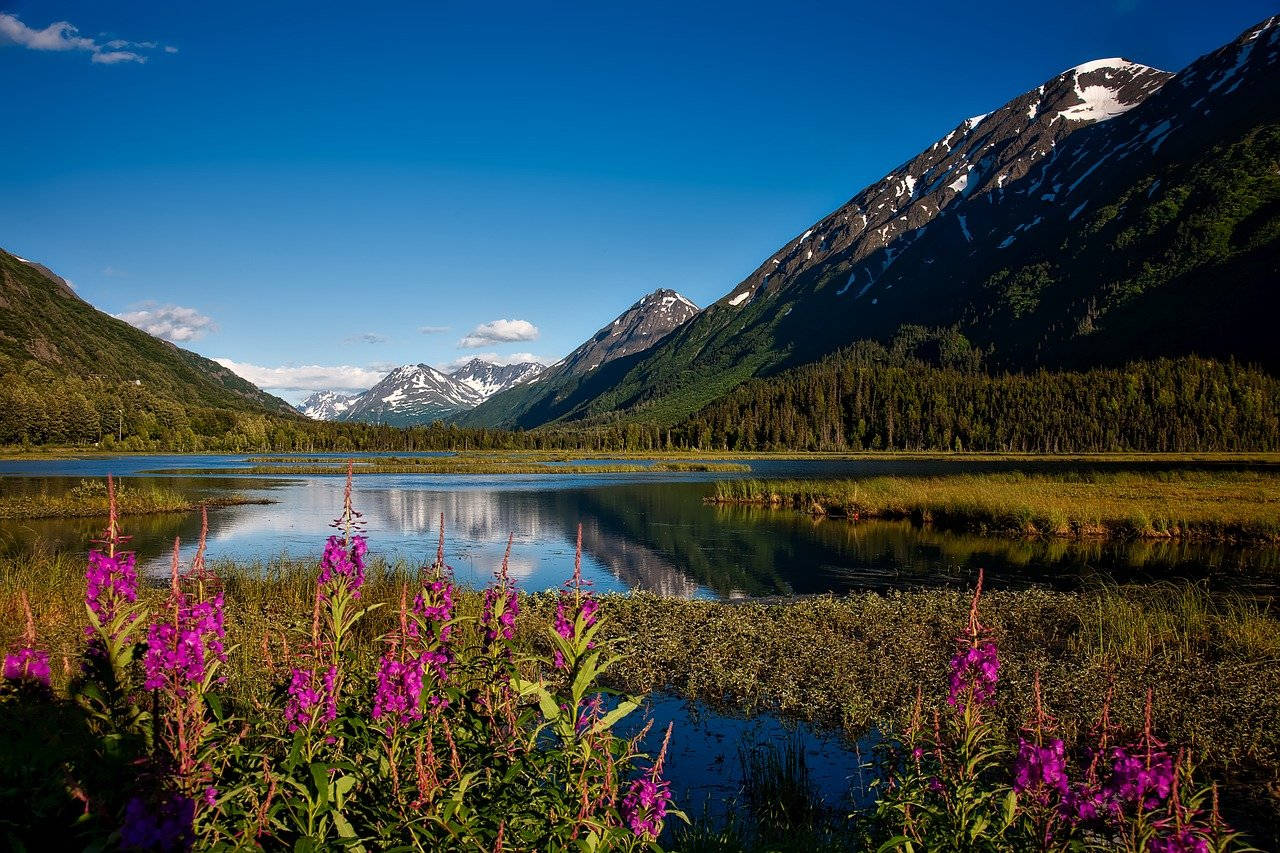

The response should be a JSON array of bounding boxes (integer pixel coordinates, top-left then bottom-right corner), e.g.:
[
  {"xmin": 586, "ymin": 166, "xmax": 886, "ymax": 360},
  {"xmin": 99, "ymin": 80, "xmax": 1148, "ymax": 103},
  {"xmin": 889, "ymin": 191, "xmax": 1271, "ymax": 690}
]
[{"xmin": 2, "ymin": 453, "xmax": 1277, "ymax": 598}]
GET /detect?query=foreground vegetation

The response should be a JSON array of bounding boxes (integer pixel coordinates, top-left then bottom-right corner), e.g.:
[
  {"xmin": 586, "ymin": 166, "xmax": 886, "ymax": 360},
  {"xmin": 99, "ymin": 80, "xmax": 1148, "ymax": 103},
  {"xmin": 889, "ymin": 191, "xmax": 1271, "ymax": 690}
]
[
  {"xmin": 0, "ymin": 478, "xmax": 270, "ymax": 520},
  {"xmin": 2, "ymin": 479, "xmax": 1277, "ymax": 847},
  {"xmin": 711, "ymin": 470, "xmax": 1280, "ymax": 542}
]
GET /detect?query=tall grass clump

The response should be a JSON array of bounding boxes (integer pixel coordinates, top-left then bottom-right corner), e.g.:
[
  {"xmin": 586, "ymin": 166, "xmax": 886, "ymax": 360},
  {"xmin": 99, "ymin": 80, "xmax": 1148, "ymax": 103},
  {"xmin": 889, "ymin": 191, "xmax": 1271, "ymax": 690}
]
[{"xmin": 0, "ymin": 470, "xmax": 685, "ymax": 850}]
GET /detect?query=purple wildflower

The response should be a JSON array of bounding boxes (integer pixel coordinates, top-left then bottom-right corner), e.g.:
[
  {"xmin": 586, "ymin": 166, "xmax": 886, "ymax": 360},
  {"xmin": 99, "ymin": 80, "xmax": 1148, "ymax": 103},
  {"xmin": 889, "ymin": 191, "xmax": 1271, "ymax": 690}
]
[
  {"xmin": 85, "ymin": 549, "xmax": 139, "ymax": 637},
  {"xmin": 120, "ymin": 792, "xmax": 195, "ymax": 852},
  {"xmin": 620, "ymin": 776, "xmax": 671, "ymax": 840},
  {"xmin": 481, "ymin": 585, "xmax": 519, "ymax": 645},
  {"xmin": 2, "ymin": 647, "xmax": 51, "ymax": 686},
  {"xmin": 946, "ymin": 641, "xmax": 999, "ymax": 709},
  {"xmin": 143, "ymin": 592, "xmax": 227, "ymax": 694},
  {"xmin": 1107, "ymin": 746, "xmax": 1174, "ymax": 810},
  {"xmin": 317, "ymin": 535, "xmax": 366, "ymax": 599},
  {"xmin": 1149, "ymin": 829, "xmax": 1211, "ymax": 853},
  {"xmin": 372, "ymin": 654, "xmax": 425, "ymax": 734},
  {"xmin": 1014, "ymin": 737, "xmax": 1070, "ymax": 801},
  {"xmin": 284, "ymin": 665, "xmax": 339, "ymax": 733}
]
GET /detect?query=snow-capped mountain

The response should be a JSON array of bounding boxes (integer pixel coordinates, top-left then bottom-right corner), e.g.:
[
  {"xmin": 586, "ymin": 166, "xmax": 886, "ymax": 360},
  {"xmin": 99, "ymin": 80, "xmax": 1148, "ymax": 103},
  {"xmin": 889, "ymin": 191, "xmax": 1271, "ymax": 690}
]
[
  {"xmin": 297, "ymin": 390, "xmax": 360, "ymax": 421},
  {"xmin": 337, "ymin": 364, "xmax": 481, "ymax": 425},
  {"xmin": 547, "ymin": 289, "xmax": 700, "ymax": 377},
  {"xmin": 717, "ymin": 58, "xmax": 1172, "ymax": 309},
  {"xmin": 454, "ymin": 288, "xmax": 700, "ymax": 427},
  {"xmin": 450, "ymin": 358, "xmax": 545, "ymax": 400},
  {"xmin": 301, "ymin": 358, "xmax": 547, "ymax": 425}
]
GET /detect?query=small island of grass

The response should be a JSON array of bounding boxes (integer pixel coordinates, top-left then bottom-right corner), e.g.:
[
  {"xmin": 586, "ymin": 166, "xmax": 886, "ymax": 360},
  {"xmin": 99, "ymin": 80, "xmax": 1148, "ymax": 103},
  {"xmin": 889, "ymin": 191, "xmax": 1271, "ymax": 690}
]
[
  {"xmin": 0, "ymin": 479, "xmax": 272, "ymax": 520},
  {"xmin": 709, "ymin": 470, "xmax": 1280, "ymax": 542}
]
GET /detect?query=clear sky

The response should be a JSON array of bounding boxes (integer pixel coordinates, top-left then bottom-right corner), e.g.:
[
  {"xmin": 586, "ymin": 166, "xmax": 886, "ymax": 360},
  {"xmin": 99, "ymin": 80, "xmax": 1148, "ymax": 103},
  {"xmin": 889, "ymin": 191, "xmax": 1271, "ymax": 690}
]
[{"xmin": 1, "ymin": 0, "xmax": 1273, "ymax": 402}]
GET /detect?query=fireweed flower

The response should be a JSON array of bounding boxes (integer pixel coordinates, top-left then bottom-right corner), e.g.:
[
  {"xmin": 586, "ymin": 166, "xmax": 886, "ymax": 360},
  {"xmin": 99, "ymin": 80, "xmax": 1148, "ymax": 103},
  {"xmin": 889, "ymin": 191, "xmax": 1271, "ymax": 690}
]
[
  {"xmin": 120, "ymin": 792, "xmax": 195, "ymax": 852},
  {"xmin": 144, "ymin": 592, "xmax": 227, "ymax": 693},
  {"xmin": 85, "ymin": 549, "xmax": 139, "ymax": 637},
  {"xmin": 481, "ymin": 586, "xmax": 519, "ymax": 644},
  {"xmin": 946, "ymin": 641, "xmax": 999, "ymax": 709},
  {"xmin": 410, "ymin": 578, "xmax": 456, "ymax": 680},
  {"xmin": 1107, "ymin": 746, "xmax": 1174, "ymax": 810},
  {"xmin": 283, "ymin": 666, "xmax": 339, "ymax": 733},
  {"xmin": 372, "ymin": 654, "xmax": 425, "ymax": 734},
  {"xmin": 1149, "ymin": 829, "xmax": 1212, "ymax": 853},
  {"xmin": 317, "ymin": 534, "xmax": 367, "ymax": 599},
  {"xmin": 3, "ymin": 647, "xmax": 51, "ymax": 686},
  {"xmin": 1014, "ymin": 738, "xmax": 1070, "ymax": 800},
  {"xmin": 620, "ymin": 776, "xmax": 672, "ymax": 840}
]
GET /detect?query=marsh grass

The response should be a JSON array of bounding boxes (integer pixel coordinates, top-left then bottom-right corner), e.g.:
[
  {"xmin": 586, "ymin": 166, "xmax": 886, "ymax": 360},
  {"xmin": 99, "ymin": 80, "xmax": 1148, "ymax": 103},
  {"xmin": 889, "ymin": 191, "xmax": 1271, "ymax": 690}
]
[
  {"xmin": 165, "ymin": 456, "xmax": 750, "ymax": 476},
  {"xmin": 711, "ymin": 470, "xmax": 1280, "ymax": 541},
  {"xmin": 0, "ymin": 479, "xmax": 269, "ymax": 520}
]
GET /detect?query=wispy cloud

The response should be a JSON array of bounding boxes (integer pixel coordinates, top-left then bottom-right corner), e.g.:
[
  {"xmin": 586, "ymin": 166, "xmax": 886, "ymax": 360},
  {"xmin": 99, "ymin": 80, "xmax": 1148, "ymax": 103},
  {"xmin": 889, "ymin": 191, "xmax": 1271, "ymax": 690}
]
[
  {"xmin": 0, "ymin": 13, "xmax": 172, "ymax": 65},
  {"xmin": 458, "ymin": 318, "xmax": 539, "ymax": 348},
  {"xmin": 101, "ymin": 265, "xmax": 129, "ymax": 278},
  {"xmin": 418, "ymin": 325, "xmax": 450, "ymax": 335},
  {"xmin": 344, "ymin": 332, "xmax": 388, "ymax": 345},
  {"xmin": 439, "ymin": 352, "xmax": 552, "ymax": 372},
  {"xmin": 114, "ymin": 303, "xmax": 216, "ymax": 342},
  {"xmin": 212, "ymin": 359, "xmax": 385, "ymax": 393}
]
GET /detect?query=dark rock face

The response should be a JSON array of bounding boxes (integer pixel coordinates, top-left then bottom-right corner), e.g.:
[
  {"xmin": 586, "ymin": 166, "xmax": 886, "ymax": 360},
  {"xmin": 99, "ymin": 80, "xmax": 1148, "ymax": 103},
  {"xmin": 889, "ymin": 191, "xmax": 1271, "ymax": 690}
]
[{"xmin": 551, "ymin": 289, "xmax": 700, "ymax": 377}]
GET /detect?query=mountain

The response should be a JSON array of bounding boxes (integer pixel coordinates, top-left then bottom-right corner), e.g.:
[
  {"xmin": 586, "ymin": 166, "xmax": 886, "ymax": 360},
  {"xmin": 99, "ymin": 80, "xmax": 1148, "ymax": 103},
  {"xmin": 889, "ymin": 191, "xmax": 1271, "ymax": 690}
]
[
  {"xmin": 302, "ymin": 358, "xmax": 546, "ymax": 425},
  {"xmin": 480, "ymin": 16, "xmax": 1280, "ymax": 429},
  {"xmin": 298, "ymin": 390, "xmax": 360, "ymax": 420},
  {"xmin": 336, "ymin": 364, "xmax": 481, "ymax": 426},
  {"xmin": 455, "ymin": 288, "xmax": 700, "ymax": 427},
  {"xmin": 0, "ymin": 248, "xmax": 296, "ymax": 419},
  {"xmin": 450, "ymin": 358, "xmax": 545, "ymax": 400}
]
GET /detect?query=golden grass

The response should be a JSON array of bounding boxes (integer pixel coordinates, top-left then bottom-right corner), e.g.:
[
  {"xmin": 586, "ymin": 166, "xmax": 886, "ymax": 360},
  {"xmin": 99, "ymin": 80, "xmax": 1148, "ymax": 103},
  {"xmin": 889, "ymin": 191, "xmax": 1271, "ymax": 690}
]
[{"xmin": 711, "ymin": 470, "xmax": 1280, "ymax": 541}]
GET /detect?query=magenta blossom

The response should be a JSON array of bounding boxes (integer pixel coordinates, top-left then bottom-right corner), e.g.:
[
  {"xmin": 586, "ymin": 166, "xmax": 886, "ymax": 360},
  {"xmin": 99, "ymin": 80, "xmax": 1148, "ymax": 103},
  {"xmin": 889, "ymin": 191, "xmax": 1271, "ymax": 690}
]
[
  {"xmin": 85, "ymin": 550, "xmax": 139, "ymax": 637},
  {"xmin": 1014, "ymin": 737, "xmax": 1070, "ymax": 802},
  {"xmin": 3, "ymin": 647, "xmax": 51, "ymax": 686},
  {"xmin": 947, "ymin": 641, "xmax": 999, "ymax": 709},
  {"xmin": 283, "ymin": 665, "xmax": 339, "ymax": 733},
  {"xmin": 372, "ymin": 654, "xmax": 425, "ymax": 734},
  {"xmin": 620, "ymin": 775, "xmax": 672, "ymax": 840},
  {"xmin": 143, "ymin": 592, "xmax": 227, "ymax": 694},
  {"xmin": 317, "ymin": 535, "xmax": 366, "ymax": 599},
  {"xmin": 1107, "ymin": 746, "xmax": 1174, "ymax": 810},
  {"xmin": 481, "ymin": 585, "xmax": 519, "ymax": 646},
  {"xmin": 1149, "ymin": 829, "xmax": 1211, "ymax": 853}
]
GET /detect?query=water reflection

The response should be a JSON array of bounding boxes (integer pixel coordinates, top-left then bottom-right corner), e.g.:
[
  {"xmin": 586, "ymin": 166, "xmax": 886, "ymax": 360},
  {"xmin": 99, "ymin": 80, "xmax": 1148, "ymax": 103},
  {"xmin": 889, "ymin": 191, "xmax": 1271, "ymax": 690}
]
[{"xmin": 0, "ymin": 458, "xmax": 1276, "ymax": 599}]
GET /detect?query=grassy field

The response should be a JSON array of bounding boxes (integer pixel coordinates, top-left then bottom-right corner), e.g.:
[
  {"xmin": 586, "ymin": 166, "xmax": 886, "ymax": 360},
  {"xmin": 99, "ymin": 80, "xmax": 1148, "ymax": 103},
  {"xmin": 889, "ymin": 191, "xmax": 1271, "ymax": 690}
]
[
  {"xmin": 0, "ymin": 479, "xmax": 270, "ymax": 520},
  {"xmin": 711, "ymin": 470, "xmax": 1280, "ymax": 542},
  {"xmin": 2, "ymin": 548, "xmax": 1277, "ymax": 830}
]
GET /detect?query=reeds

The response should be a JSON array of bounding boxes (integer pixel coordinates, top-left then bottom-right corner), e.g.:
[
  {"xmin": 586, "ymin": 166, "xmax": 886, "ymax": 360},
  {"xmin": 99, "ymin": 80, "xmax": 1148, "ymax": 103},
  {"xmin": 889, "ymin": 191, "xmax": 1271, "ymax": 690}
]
[{"xmin": 710, "ymin": 470, "xmax": 1280, "ymax": 542}]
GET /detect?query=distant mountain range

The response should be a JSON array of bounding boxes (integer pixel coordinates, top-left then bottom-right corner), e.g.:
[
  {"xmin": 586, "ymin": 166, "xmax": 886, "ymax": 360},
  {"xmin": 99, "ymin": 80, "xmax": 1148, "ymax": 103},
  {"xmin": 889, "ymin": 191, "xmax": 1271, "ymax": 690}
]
[
  {"xmin": 458, "ymin": 15, "xmax": 1280, "ymax": 429},
  {"xmin": 302, "ymin": 288, "xmax": 699, "ymax": 426},
  {"xmin": 298, "ymin": 359, "xmax": 545, "ymax": 426}
]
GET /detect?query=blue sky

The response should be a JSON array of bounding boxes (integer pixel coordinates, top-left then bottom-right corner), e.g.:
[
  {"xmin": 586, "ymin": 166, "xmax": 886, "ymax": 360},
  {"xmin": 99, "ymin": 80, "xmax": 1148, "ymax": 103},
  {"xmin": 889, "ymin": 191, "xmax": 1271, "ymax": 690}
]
[{"xmin": 1, "ymin": 0, "xmax": 1273, "ymax": 401}]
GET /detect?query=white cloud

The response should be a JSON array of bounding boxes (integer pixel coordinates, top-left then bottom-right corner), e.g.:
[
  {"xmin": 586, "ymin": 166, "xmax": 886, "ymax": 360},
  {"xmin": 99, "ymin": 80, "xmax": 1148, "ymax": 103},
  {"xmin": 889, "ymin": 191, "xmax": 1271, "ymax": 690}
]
[
  {"xmin": 101, "ymin": 265, "xmax": 128, "ymax": 278},
  {"xmin": 0, "ymin": 13, "xmax": 171, "ymax": 65},
  {"xmin": 344, "ymin": 332, "xmax": 388, "ymax": 345},
  {"xmin": 213, "ymin": 359, "xmax": 385, "ymax": 392},
  {"xmin": 418, "ymin": 325, "xmax": 450, "ymax": 335},
  {"xmin": 458, "ymin": 318, "xmax": 539, "ymax": 348},
  {"xmin": 114, "ymin": 303, "xmax": 216, "ymax": 342},
  {"xmin": 438, "ymin": 352, "xmax": 552, "ymax": 372}
]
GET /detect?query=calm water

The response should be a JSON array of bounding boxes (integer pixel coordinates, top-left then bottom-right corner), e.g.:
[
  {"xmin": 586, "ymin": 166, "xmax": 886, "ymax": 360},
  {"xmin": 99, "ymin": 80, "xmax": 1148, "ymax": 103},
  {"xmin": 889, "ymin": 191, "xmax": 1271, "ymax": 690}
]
[{"xmin": 1, "ymin": 453, "xmax": 1277, "ymax": 597}]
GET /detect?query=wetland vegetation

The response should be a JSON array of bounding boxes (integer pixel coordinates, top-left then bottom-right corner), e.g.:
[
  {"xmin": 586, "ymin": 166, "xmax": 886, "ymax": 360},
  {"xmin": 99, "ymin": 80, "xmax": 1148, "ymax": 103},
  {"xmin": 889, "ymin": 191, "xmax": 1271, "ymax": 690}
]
[{"xmin": 711, "ymin": 470, "xmax": 1280, "ymax": 542}]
